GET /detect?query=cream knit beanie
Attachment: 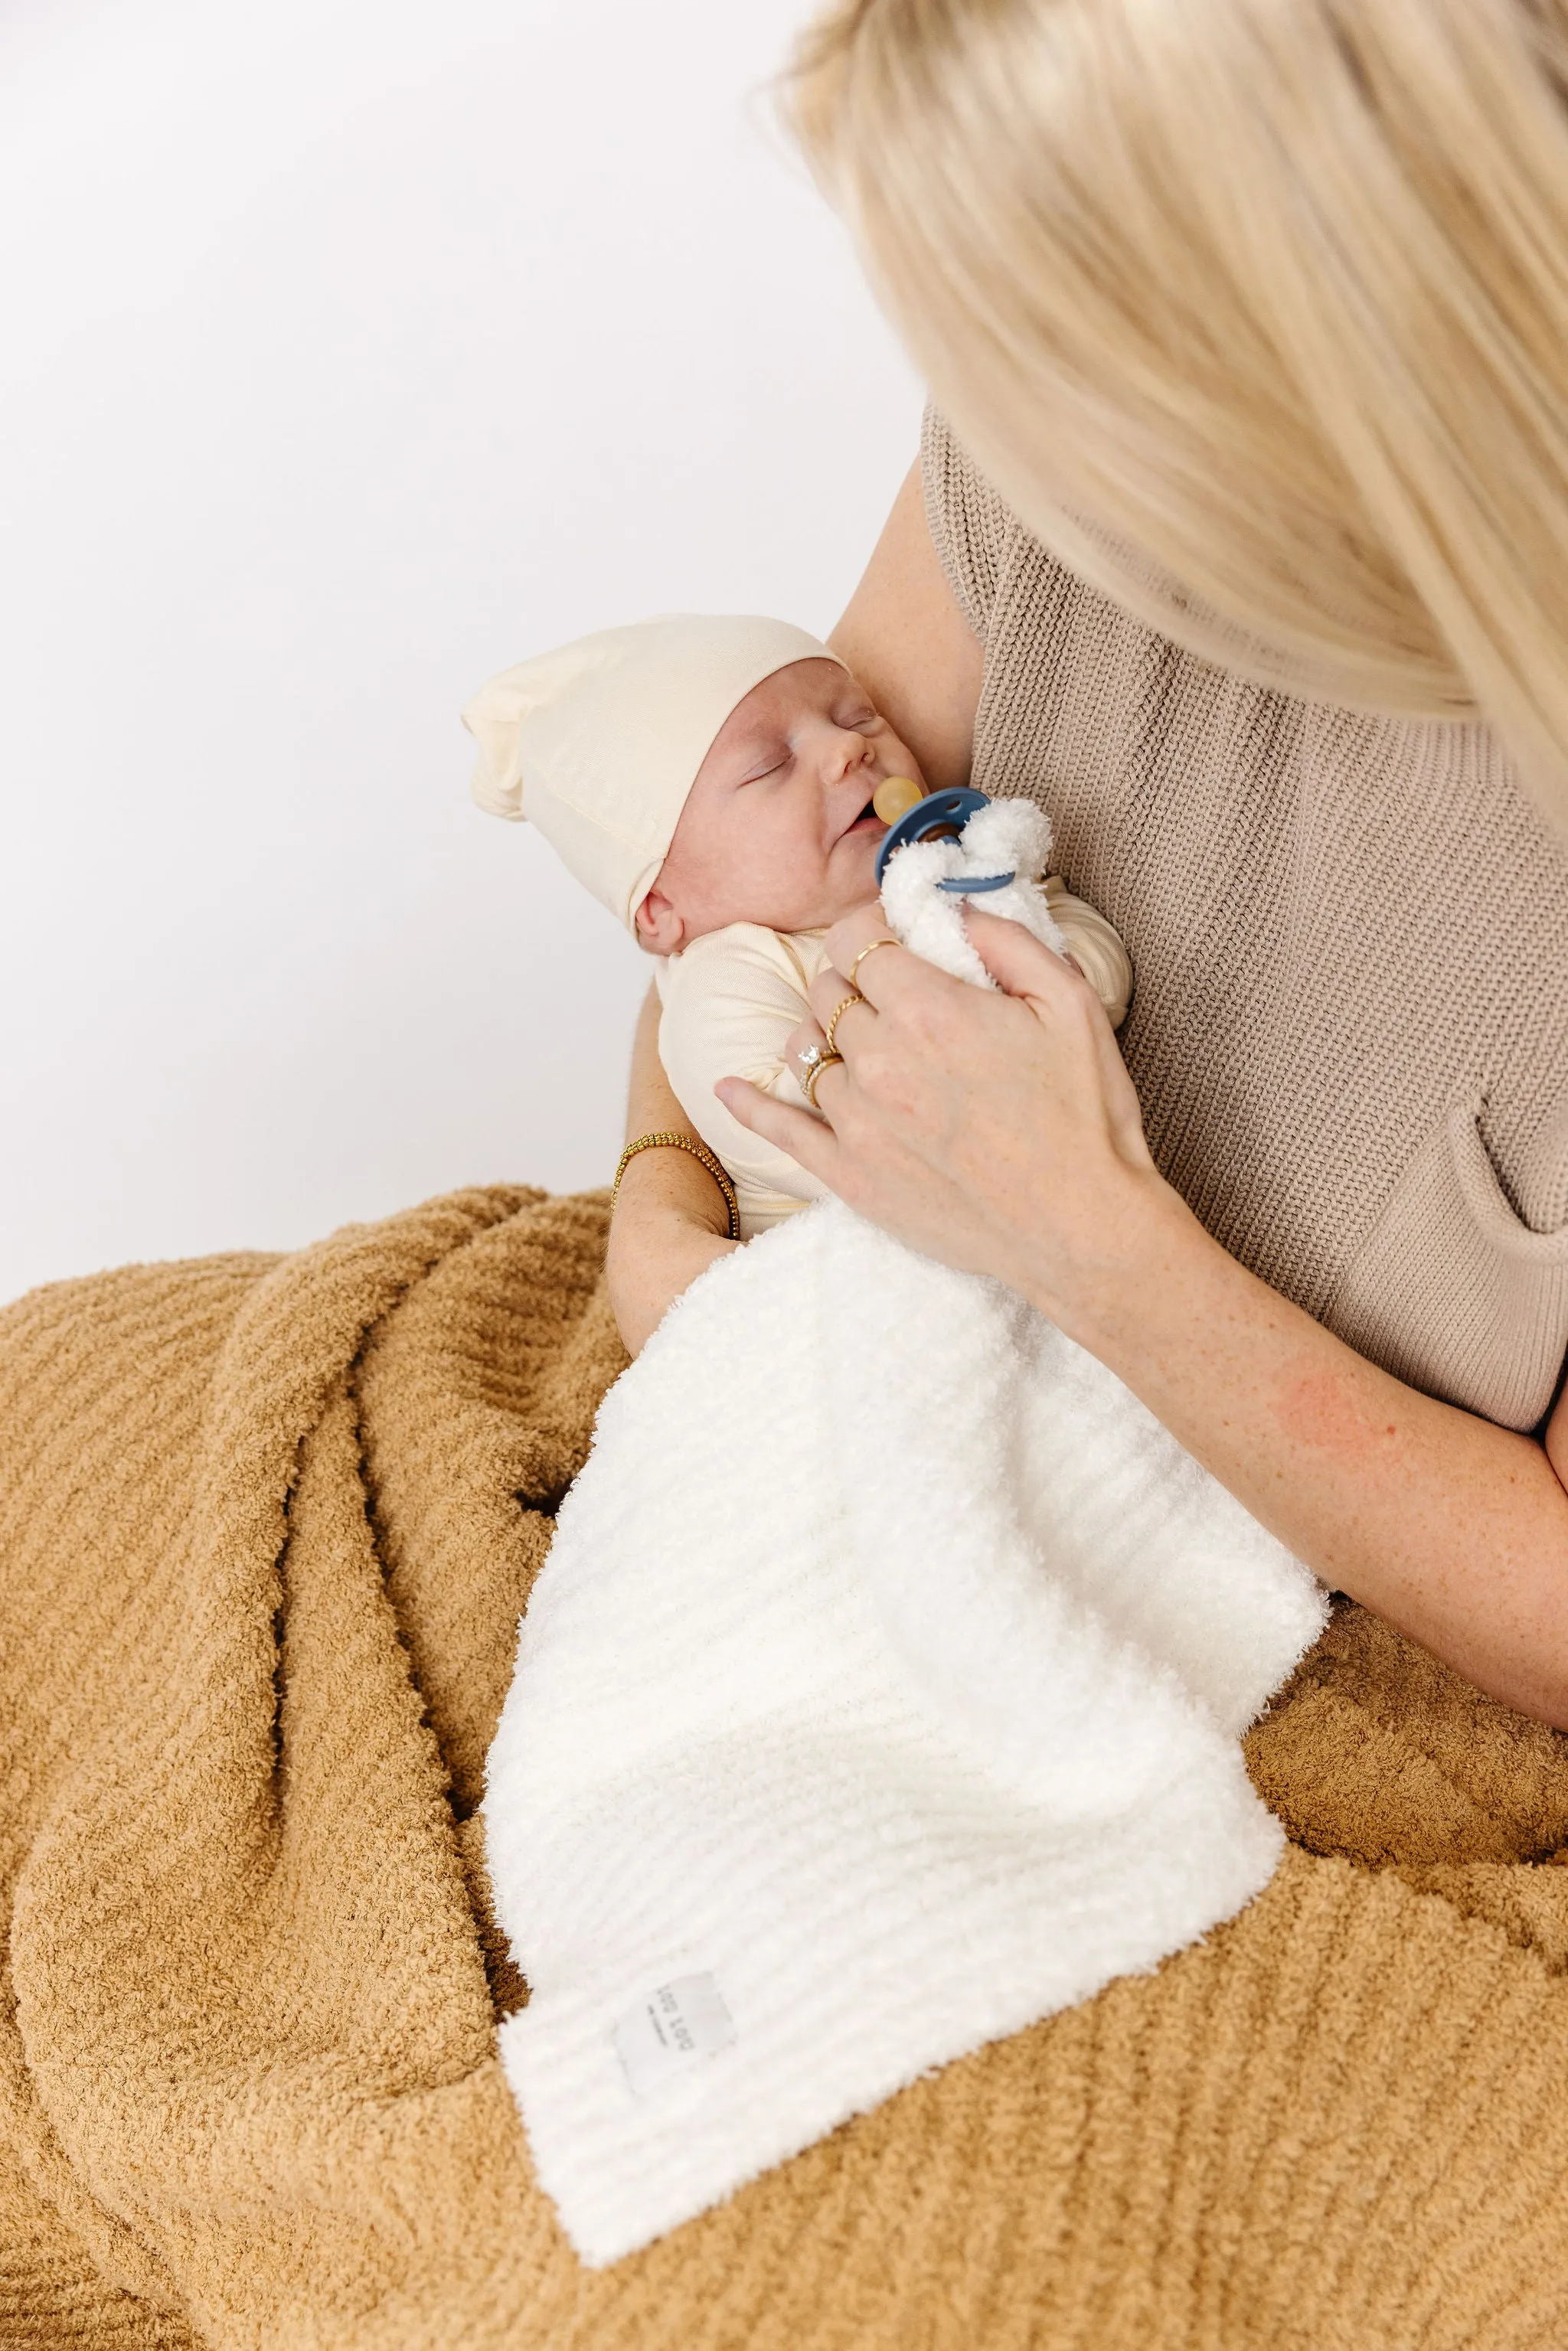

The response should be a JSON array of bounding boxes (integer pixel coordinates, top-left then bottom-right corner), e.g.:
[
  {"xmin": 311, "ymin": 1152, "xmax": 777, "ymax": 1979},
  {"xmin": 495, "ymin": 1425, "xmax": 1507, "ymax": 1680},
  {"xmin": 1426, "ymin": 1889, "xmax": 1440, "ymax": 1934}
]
[{"xmin": 462, "ymin": 615, "xmax": 845, "ymax": 932}]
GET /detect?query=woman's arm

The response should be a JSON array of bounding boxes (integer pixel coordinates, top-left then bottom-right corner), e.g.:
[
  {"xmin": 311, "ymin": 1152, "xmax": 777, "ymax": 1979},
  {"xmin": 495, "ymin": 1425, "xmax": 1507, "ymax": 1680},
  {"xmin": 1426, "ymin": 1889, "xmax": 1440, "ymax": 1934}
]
[
  {"xmin": 716, "ymin": 906, "xmax": 1568, "ymax": 1727},
  {"xmin": 1092, "ymin": 1190, "xmax": 1568, "ymax": 1728},
  {"xmin": 605, "ymin": 983, "xmax": 738, "ymax": 1356},
  {"xmin": 606, "ymin": 455, "xmax": 985, "ymax": 1351},
  {"xmin": 828, "ymin": 459, "xmax": 984, "ymax": 791}
]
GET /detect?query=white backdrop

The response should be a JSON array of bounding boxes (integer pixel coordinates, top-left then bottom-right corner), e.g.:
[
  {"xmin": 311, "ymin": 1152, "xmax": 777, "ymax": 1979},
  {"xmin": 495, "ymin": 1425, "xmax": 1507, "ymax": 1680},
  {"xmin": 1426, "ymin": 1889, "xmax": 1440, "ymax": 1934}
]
[{"xmin": 0, "ymin": 0, "xmax": 920, "ymax": 1302}]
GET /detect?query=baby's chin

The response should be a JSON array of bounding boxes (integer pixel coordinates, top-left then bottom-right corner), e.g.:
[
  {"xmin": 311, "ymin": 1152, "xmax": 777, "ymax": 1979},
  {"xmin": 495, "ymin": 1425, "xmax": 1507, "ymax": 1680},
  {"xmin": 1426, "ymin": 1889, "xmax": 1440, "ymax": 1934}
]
[
  {"xmin": 774, "ymin": 877, "xmax": 886, "ymax": 933},
  {"xmin": 816, "ymin": 821, "xmax": 889, "ymax": 921}
]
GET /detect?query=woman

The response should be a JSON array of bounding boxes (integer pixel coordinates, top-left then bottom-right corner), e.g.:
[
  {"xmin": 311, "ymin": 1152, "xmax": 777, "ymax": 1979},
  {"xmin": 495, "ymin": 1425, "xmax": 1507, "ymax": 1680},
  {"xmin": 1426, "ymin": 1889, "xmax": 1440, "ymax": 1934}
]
[{"xmin": 610, "ymin": 0, "xmax": 1568, "ymax": 1728}]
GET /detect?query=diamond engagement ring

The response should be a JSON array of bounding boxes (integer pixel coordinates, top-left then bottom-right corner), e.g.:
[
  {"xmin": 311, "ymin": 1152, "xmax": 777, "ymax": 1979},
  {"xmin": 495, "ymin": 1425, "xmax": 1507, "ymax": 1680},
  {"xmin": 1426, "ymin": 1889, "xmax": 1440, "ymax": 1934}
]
[{"xmin": 797, "ymin": 1041, "xmax": 843, "ymax": 1109}]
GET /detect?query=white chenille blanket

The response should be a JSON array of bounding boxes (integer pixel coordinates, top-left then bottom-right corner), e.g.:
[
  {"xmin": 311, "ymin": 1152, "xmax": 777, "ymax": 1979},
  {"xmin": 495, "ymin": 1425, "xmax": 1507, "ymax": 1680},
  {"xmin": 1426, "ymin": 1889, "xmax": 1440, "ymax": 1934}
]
[{"xmin": 482, "ymin": 1202, "xmax": 1328, "ymax": 2265}]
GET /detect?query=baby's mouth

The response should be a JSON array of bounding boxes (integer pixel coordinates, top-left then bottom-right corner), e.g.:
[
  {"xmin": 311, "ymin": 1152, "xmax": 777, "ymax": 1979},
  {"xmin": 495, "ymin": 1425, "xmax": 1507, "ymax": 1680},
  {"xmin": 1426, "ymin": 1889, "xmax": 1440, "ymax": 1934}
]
[{"xmin": 844, "ymin": 796, "xmax": 884, "ymax": 836}]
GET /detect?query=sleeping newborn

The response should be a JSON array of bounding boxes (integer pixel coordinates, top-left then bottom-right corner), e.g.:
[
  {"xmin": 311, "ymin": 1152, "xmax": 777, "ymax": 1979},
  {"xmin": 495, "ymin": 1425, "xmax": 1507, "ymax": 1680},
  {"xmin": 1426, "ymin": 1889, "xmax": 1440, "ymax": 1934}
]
[{"xmin": 463, "ymin": 614, "xmax": 1129, "ymax": 1238}]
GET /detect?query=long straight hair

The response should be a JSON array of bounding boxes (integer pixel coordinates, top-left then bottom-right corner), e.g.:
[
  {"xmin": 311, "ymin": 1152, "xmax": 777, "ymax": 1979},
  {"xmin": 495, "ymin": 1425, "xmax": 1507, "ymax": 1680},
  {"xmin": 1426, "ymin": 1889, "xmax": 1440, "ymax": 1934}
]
[{"xmin": 786, "ymin": 0, "xmax": 1568, "ymax": 824}]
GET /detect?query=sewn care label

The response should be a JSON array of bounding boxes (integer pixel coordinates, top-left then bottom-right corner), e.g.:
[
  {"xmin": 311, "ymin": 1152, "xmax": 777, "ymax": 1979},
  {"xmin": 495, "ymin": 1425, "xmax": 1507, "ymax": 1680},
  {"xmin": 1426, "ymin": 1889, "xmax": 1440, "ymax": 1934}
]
[{"xmin": 614, "ymin": 1973, "xmax": 735, "ymax": 2097}]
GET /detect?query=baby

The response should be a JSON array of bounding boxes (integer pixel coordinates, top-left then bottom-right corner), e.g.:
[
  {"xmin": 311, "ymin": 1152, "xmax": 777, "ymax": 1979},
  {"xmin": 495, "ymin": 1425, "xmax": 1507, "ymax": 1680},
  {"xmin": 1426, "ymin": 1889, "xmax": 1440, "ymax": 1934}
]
[{"xmin": 463, "ymin": 615, "xmax": 1129, "ymax": 1239}]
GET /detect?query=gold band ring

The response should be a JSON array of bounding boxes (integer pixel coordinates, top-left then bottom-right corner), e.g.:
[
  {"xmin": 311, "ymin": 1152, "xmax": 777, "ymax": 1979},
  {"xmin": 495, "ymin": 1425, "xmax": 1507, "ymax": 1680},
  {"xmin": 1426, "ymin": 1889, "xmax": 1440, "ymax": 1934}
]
[
  {"xmin": 797, "ymin": 1042, "xmax": 844, "ymax": 1110},
  {"xmin": 822, "ymin": 993, "xmax": 862, "ymax": 1056},
  {"xmin": 846, "ymin": 936, "xmax": 899, "ymax": 991}
]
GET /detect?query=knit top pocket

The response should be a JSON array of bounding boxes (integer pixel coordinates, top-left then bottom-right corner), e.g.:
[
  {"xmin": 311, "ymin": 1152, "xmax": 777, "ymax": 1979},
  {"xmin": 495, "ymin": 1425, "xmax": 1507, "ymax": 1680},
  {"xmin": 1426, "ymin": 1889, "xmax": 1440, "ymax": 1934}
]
[{"xmin": 1325, "ymin": 1101, "xmax": 1568, "ymax": 1432}]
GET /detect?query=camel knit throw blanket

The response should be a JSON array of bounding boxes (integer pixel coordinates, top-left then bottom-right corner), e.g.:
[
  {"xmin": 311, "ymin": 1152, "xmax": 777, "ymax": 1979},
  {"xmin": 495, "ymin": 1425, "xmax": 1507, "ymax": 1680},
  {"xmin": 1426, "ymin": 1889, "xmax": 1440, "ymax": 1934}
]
[{"xmin": 5, "ymin": 1184, "xmax": 1568, "ymax": 2349}]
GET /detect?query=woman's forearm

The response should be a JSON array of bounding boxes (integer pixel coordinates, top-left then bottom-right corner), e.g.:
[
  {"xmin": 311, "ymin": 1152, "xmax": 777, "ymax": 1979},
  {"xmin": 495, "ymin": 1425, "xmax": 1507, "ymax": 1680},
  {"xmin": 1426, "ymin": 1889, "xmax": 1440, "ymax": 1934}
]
[
  {"xmin": 605, "ymin": 982, "xmax": 737, "ymax": 1356},
  {"xmin": 1064, "ymin": 1180, "xmax": 1568, "ymax": 1726}
]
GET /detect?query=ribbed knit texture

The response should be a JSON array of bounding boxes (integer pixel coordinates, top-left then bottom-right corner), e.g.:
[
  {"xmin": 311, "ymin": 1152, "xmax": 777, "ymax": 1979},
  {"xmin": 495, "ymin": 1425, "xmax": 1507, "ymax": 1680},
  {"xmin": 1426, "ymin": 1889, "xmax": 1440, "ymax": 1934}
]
[
  {"xmin": 4, "ymin": 1184, "xmax": 1568, "ymax": 2345},
  {"xmin": 923, "ymin": 409, "xmax": 1568, "ymax": 1432}
]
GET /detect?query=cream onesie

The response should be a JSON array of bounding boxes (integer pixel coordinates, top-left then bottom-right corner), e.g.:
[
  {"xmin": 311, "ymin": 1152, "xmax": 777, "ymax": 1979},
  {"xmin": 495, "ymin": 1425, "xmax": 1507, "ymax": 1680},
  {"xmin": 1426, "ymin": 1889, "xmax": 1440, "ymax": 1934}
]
[{"xmin": 655, "ymin": 922, "xmax": 834, "ymax": 1237}]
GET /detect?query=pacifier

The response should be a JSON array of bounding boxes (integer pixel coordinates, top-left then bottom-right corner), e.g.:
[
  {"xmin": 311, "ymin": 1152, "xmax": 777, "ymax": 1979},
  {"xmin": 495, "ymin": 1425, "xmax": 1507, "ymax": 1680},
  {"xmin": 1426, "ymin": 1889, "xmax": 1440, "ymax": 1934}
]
[{"xmin": 871, "ymin": 778, "xmax": 1017, "ymax": 894}]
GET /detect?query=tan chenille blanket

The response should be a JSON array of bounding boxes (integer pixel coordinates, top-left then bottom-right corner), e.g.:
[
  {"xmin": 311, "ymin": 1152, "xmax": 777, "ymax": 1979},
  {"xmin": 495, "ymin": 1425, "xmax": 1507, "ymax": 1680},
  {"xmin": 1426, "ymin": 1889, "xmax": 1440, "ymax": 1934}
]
[{"xmin": 4, "ymin": 1184, "xmax": 1568, "ymax": 2350}]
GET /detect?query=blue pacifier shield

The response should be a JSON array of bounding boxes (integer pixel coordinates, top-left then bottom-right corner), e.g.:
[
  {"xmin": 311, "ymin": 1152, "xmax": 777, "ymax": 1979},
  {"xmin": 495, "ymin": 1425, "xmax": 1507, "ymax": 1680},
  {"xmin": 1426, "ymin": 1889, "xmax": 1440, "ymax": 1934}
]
[
  {"xmin": 874, "ymin": 786, "xmax": 1015, "ymax": 894},
  {"xmin": 936, "ymin": 870, "xmax": 1016, "ymax": 895},
  {"xmin": 873, "ymin": 787, "xmax": 991, "ymax": 888}
]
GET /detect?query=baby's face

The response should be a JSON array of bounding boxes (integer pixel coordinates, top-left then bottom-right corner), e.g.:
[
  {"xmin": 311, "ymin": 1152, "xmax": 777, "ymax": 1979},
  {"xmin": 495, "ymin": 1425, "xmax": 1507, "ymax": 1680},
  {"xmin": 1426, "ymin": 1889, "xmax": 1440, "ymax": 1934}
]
[{"xmin": 634, "ymin": 659, "xmax": 923, "ymax": 951}]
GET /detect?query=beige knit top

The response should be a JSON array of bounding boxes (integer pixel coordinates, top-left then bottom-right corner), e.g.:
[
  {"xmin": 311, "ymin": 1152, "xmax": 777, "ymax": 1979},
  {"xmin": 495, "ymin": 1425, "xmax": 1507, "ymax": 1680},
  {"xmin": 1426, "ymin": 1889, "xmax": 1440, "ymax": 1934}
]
[{"xmin": 923, "ymin": 409, "xmax": 1568, "ymax": 1435}]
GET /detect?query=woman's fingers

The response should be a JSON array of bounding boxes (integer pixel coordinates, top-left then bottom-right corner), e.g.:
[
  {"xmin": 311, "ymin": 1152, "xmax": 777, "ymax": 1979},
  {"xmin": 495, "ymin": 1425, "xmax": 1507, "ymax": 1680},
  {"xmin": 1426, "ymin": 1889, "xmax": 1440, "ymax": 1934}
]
[
  {"xmin": 782, "ymin": 1010, "xmax": 832, "ymax": 1091},
  {"xmin": 810, "ymin": 918, "xmax": 973, "ymax": 1034},
  {"xmin": 961, "ymin": 906, "xmax": 1090, "ymax": 1007},
  {"xmin": 810, "ymin": 978, "xmax": 878, "ymax": 1052},
  {"xmin": 781, "ymin": 1006, "xmax": 857, "ymax": 1122},
  {"xmin": 814, "ymin": 905, "xmax": 1085, "ymax": 1038},
  {"xmin": 821, "ymin": 907, "xmax": 911, "ymax": 999},
  {"xmin": 963, "ymin": 911, "xmax": 1156, "ymax": 1169}
]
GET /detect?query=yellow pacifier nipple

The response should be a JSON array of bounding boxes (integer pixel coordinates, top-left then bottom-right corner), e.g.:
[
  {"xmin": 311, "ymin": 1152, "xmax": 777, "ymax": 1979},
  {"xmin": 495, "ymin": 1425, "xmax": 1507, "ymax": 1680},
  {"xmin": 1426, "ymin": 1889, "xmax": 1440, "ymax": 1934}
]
[{"xmin": 871, "ymin": 775, "xmax": 924, "ymax": 826}]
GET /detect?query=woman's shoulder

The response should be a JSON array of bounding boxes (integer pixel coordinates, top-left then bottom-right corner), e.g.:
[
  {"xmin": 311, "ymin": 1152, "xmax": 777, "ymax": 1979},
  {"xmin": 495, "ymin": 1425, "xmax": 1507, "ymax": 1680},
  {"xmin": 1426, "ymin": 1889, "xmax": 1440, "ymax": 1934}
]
[{"xmin": 922, "ymin": 404, "xmax": 1031, "ymax": 645}]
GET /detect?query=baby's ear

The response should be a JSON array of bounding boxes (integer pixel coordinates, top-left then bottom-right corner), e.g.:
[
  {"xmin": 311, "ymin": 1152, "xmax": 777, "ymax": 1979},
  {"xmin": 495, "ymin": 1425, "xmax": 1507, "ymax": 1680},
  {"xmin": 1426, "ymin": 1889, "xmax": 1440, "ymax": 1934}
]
[{"xmin": 633, "ymin": 887, "xmax": 684, "ymax": 955}]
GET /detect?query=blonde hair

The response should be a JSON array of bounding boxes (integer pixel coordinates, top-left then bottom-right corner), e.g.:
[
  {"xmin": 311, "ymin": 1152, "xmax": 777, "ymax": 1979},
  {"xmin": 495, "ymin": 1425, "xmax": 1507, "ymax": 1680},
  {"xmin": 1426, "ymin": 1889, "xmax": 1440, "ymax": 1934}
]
[{"xmin": 786, "ymin": 0, "xmax": 1568, "ymax": 824}]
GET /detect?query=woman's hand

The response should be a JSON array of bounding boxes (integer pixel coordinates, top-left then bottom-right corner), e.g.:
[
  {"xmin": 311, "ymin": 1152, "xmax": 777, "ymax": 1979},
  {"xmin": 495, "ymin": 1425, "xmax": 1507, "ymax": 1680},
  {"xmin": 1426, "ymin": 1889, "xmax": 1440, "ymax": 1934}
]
[
  {"xmin": 716, "ymin": 903, "xmax": 1185, "ymax": 1345},
  {"xmin": 718, "ymin": 903, "xmax": 1568, "ymax": 1729}
]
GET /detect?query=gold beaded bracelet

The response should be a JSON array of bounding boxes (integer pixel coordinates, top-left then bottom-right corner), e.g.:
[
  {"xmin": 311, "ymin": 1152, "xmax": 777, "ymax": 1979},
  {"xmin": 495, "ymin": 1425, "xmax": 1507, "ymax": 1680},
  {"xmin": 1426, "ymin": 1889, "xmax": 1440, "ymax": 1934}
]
[{"xmin": 611, "ymin": 1130, "xmax": 741, "ymax": 1242}]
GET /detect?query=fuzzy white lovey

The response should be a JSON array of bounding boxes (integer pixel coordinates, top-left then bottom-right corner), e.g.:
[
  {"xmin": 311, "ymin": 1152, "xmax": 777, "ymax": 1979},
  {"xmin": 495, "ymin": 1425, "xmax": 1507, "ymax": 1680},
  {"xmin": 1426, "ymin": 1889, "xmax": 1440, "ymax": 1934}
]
[
  {"xmin": 879, "ymin": 795, "xmax": 1134, "ymax": 1027},
  {"xmin": 878, "ymin": 796, "xmax": 1066, "ymax": 983}
]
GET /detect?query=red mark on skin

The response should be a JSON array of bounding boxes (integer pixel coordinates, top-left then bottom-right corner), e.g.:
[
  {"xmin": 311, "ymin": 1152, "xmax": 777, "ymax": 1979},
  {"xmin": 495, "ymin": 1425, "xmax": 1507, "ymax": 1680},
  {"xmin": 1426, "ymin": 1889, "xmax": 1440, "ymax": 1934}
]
[{"xmin": 1273, "ymin": 1372, "xmax": 1400, "ymax": 1458}]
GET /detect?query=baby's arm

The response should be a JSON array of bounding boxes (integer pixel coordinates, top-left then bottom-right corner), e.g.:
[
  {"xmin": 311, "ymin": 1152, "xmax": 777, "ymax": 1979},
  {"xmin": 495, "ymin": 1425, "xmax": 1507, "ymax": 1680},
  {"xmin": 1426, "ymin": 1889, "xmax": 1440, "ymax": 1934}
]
[{"xmin": 656, "ymin": 926, "xmax": 834, "ymax": 1221}]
